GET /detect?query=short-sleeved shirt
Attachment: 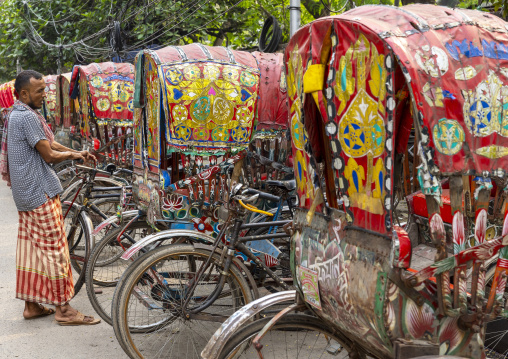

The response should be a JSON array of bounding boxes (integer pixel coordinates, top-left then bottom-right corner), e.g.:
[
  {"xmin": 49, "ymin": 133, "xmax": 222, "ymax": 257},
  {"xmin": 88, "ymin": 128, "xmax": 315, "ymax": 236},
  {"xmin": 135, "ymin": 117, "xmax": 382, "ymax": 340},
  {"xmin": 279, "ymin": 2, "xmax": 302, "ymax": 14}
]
[{"xmin": 7, "ymin": 104, "xmax": 62, "ymax": 211}]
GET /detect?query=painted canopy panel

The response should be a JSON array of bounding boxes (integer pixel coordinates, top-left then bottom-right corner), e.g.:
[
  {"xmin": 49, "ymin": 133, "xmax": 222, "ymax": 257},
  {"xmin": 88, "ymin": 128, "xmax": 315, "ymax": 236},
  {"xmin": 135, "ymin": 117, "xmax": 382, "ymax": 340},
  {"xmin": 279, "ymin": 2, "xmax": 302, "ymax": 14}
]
[
  {"xmin": 69, "ymin": 62, "xmax": 134, "ymax": 124},
  {"xmin": 143, "ymin": 44, "xmax": 261, "ymax": 153},
  {"xmin": 0, "ymin": 80, "xmax": 15, "ymax": 109},
  {"xmin": 147, "ymin": 43, "xmax": 258, "ymax": 69},
  {"xmin": 55, "ymin": 73, "xmax": 73, "ymax": 127},
  {"xmin": 287, "ymin": 17, "xmax": 397, "ymax": 235},
  {"xmin": 43, "ymin": 75, "xmax": 58, "ymax": 123},
  {"xmin": 338, "ymin": 5, "xmax": 508, "ymax": 175},
  {"xmin": 160, "ymin": 60, "xmax": 259, "ymax": 151},
  {"xmin": 252, "ymin": 52, "xmax": 288, "ymax": 131},
  {"xmin": 287, "ymin": 5, "xmax": 508, "ymax": 235}
]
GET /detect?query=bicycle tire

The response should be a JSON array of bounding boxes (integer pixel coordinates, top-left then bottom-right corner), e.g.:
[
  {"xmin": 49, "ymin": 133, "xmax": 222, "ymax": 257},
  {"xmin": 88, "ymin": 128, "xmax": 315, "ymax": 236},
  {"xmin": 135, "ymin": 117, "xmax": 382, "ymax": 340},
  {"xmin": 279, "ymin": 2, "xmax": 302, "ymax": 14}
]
[
  {"xmin": 483, "ymin": 258, "xmax": 508, "ymax": 357},
  {"xmin": 112, "ymin": 244, "xmax": 253, "ymax": 359},
  {"xmin": 61, "ymin": 202, "xmax": 91, "ymax": 296},
  {"xmin": 258, "ymin": 16, "xmax": 282, "ymax": 53},
  {"xmin": 218, "ymin": 313, "xmax": 353, "ymax": 359},
  {"xmin": 86, "ymin": 220, "xmax": 156, "ymax": 326}
]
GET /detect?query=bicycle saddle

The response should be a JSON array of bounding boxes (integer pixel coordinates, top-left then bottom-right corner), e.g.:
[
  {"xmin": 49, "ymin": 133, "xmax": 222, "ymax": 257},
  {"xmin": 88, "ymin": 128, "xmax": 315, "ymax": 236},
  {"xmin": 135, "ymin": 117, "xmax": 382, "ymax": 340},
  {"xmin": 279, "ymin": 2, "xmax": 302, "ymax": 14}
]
[{"xmin": 265, "ymin": 179, "xmax": 296, "ymax": 191}]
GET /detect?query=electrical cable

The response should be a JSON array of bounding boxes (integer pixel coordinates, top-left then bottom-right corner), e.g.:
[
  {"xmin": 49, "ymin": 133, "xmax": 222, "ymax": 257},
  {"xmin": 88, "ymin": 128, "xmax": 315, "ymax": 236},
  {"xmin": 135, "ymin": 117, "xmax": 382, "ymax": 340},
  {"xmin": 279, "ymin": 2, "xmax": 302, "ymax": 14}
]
[
  {"xmin": 319, "ymin": 0, "xmax": 350, "ymax": 13},
  {"xmin": 164, "ymin": 0, "xmax": 245, "ymax": 47},
  {"xmin": 121, "ymin": 0, "xmax": 210, "ymax": 52},
  {"xmin": 23, "ymin": 0, "xmax": 93, "ymax": 24}
]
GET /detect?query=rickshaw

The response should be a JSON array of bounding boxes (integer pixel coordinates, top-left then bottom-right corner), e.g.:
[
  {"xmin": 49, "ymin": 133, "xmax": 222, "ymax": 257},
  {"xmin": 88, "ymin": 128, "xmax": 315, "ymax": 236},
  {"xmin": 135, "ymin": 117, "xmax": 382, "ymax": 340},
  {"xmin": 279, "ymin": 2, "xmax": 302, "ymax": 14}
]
[
  {"xmin": 201, "ymin": 4, "xmax": 508, "ymax": 359},
  {"xmin": 81, "ymin": 43, "xmax": 294, "ymax": 358},
  {"xmin": 69, "ymin": 62, "xmax": 135, "ymax": 168},
  {"xmin": 130, "ymin": 44, "xmax": 290, "ymax": 234}
]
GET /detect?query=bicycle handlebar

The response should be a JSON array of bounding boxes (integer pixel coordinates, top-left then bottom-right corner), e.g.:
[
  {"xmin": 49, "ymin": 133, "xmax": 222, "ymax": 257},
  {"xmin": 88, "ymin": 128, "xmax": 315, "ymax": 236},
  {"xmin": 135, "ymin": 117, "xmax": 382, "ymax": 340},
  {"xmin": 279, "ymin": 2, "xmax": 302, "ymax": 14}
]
[
  {"xmin": 74, "ymin": 164, "xmax": 131, "ymax": 177},
  {"xmin": 242, "ymin": 188, "xmax": 281, "ymax": 203}
]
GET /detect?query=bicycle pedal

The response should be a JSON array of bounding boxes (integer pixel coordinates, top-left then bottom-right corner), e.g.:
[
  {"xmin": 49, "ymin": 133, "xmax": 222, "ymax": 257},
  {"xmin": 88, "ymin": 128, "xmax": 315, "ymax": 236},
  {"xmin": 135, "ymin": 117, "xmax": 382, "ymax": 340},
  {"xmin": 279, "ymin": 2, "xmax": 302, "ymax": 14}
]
[
  {"xmin": 325, "ymin": 340, "xmax": 342, "ymax": 355},
  {"xmin": 94, "ymin": 288, "xmax": 103, "ymax": 295}
]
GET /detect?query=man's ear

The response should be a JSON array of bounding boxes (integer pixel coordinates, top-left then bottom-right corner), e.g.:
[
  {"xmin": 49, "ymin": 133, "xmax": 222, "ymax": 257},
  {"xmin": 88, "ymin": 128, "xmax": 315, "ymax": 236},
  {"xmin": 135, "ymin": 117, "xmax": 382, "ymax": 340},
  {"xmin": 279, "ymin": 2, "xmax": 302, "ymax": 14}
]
[{"xmin": 18, "ymin": 88, "xmax": 28, "ymax": 99}]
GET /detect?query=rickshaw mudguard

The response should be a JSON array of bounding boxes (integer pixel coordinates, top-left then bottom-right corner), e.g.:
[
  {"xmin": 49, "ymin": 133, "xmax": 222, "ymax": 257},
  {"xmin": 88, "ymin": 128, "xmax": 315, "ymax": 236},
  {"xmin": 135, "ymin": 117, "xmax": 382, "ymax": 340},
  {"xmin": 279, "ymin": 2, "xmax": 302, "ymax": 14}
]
[
  {"xmin": 201, "ymin": 290, "xmax": 297, "ymax": 359},
  {"xmin": 121, "ymin": 229, "xmax": 215, "ymax": 259},
  {"xmin": 92, "ymin": 210, "xmax": 139, "ymax": 235}
]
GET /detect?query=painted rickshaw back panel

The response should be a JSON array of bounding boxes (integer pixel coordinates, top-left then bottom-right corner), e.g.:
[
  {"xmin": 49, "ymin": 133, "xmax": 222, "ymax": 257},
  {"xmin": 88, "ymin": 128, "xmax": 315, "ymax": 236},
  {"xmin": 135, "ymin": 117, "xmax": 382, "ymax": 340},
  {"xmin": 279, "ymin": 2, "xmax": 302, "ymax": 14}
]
[
  {"xmin": 69, "ymin": 62, "xmax": 135, "ymax": 129},
  {"xmin": 0, "ymin": 80, "xmax": 15, "ymax": 137},
  {"xmin": 43, "ymin": 75, "xmax": 58, "ymax": 127},
  {"xmin": 55, "ymin": 73, "xmax": 74, "ymax": 128},
  {"xmin": 69, "ymin": 62, "xmax": 135, "ymax": 166},
  {"xmin": 287, "ymin": 5, "xmax": 508, "ymax": 358},
  {"xmin": 251, "ymin": 52, "xmax": 288, "ymax": 133},
  {"xmin": 0, "ymin": 80, "xmax": 15, "ymax": 109}
]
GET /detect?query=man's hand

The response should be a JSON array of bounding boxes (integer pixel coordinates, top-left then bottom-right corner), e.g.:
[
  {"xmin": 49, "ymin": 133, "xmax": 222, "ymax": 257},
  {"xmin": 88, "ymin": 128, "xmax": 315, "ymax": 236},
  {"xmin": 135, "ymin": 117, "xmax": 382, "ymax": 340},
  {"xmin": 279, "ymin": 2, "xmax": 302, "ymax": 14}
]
[
  {"xmin": 70, "ymin": 152, "xmax": 86, "ymax": 162},
  {"xmin": 80, "ymin": 150, "xmax": 97, "ymax": 164}
]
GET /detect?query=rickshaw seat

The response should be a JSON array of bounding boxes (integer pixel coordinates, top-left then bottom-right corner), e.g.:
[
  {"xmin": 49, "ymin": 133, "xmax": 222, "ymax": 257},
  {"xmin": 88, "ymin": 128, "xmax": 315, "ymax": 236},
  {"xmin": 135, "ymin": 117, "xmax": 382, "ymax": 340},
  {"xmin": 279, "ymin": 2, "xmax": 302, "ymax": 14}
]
[
  {"xmin": 265, "ymin": 180, "xmax": 296, "ymax": 192},
  {"xmin": 412, "ymin": 189, "xmax": 454, "ymax": 224}
]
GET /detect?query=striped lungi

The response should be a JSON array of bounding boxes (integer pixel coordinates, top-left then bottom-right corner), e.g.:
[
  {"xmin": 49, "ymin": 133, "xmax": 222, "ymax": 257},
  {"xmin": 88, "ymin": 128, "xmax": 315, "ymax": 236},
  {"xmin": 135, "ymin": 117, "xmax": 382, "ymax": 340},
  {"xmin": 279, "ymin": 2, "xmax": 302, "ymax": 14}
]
[{"xmin": 16, "ymin": 195, "xmax": 74, "ymax": 306}]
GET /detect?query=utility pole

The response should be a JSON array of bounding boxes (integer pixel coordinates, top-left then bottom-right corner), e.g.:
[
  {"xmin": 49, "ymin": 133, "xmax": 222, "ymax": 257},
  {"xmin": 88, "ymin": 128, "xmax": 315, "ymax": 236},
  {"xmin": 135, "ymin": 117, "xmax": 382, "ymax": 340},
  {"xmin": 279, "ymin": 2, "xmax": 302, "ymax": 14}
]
[
  {"xmin": 16, "ymin": 58, "xmax": 21, "ymax": 74},
  {"xmin": 289, "ymin": 0, "xmax": 301, "ymax": 37}
]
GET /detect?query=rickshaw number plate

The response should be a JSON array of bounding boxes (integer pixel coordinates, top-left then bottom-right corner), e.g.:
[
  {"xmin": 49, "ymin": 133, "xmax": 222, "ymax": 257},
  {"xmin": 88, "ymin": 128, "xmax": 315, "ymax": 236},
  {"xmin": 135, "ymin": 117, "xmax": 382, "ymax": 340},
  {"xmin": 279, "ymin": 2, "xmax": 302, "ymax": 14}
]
[{"xmin": 297, "ymin": 265, "xmax": 322, "ymax": 310}]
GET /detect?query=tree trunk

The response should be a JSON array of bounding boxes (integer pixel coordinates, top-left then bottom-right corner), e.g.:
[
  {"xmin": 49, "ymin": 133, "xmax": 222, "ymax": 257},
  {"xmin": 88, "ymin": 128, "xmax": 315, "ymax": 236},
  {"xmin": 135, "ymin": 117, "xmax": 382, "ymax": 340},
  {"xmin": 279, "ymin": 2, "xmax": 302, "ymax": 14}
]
[{"xmin": 213, "ymin": 35, "xmax": 224, "ymax": 46}]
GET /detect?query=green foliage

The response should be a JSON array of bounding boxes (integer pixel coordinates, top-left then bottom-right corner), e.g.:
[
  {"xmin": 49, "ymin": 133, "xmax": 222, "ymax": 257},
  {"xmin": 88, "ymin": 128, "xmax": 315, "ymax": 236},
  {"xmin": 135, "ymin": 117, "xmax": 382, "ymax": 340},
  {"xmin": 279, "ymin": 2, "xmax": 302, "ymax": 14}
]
[{"xmin": 0, "ymin": 0, "xmax": 387, "ymax": 82}]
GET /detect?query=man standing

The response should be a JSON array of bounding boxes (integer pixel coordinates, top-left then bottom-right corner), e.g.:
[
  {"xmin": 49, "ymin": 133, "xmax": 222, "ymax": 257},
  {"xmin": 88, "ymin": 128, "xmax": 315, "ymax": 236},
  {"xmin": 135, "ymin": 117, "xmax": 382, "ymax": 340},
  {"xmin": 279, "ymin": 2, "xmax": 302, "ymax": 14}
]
[{"xmin": 1, "ymin": 70, "xmax": 100, "ymax": 325}]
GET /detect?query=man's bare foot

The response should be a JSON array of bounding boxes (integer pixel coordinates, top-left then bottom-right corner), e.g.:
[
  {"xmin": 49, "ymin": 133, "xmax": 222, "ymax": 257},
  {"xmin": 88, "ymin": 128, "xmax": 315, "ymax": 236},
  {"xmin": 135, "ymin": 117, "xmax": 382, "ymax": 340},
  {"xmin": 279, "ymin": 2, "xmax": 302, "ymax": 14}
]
[
  {"xmin": 23, "ymin": 301, "xmax": 55, "ymax": 319},
  {"xmin": 55, "ymin": 303, "xmax": 100, "ymax": 325}
]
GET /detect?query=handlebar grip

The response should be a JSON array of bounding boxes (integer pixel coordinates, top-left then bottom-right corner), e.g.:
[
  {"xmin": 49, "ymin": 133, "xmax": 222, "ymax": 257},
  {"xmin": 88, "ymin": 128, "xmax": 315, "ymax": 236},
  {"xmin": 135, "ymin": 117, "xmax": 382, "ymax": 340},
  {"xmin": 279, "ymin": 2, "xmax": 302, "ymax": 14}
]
[{"xmin": 244, "ymin": 188, "xmax": 280, "ymax": 203}]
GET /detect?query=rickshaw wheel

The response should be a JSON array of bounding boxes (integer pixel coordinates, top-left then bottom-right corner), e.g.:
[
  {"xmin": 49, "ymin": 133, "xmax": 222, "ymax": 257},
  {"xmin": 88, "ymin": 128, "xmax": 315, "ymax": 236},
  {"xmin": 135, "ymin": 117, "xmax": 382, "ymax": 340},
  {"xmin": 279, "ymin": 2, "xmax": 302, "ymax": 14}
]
[
  {"xmin": 112, "ymin": 244, "xmax": 253, "ymax": 359},
  {"xmin": 218, "ymin": 313, "xmax": 365, "ymax": 359},
  {"xmin": 484, "ymin": 263, "xmax": 508, "ymax": 358}
]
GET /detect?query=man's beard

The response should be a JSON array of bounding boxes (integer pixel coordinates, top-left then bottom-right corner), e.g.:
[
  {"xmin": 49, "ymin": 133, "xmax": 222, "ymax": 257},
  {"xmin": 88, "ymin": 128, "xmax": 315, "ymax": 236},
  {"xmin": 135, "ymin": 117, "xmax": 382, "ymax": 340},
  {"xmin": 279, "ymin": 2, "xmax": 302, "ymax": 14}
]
[{"xmin": 27, "ymin": 95, "xmax": 41, "ymax": 110}]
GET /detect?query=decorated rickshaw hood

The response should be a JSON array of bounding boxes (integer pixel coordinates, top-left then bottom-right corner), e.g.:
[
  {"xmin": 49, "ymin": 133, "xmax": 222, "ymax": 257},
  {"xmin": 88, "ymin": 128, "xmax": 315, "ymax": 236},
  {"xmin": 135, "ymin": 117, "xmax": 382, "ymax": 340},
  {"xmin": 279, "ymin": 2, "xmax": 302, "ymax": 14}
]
[
  {"xmin": 286, "ymin": 4, "xmax": 508, "ymax": 234},
  {"xmin": 135, "ymin": 43, "xmax": 289, "ymax": 154},
  {"xmin": 290, "ymin": 4, "xmax": 508, "ymax": 178},
  {"xmin": 0, "ymin": 80, "xmax": 15, "ymax": 109},
  {"xmin": 69, "ymin": 62, "xmax": 134, "ymax": 121}
]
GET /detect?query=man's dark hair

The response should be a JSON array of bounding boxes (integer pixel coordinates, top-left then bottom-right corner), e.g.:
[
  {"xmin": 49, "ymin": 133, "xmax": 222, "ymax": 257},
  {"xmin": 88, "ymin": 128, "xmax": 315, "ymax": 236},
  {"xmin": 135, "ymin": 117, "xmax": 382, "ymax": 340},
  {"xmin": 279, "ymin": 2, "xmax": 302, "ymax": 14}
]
[{"xmin": 14, "ymin": 70, "xmax": 43, "ymax": 94}]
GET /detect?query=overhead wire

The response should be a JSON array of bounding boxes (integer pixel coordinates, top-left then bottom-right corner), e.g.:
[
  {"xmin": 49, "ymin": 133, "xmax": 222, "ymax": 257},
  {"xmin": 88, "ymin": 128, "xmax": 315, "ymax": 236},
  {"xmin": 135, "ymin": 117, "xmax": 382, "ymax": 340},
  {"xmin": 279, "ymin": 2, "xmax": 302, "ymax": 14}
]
[
  {"xmin": 319, "ymin": 0, "xmax": 350, "ymax": 13},
  {"xmin": 22, "ymin": 0, "xmax": 246, "ymax": 62},
  {"xmin": 23, "ymin": 0, "xmax": 94, "ymax": 24},
  {"xmin": 164, "ymin": 0, "xmax": 245, "ymax": 46},
  {"xmin": 121, "ymin": 0, "xmax": 210, "ymax": 52}
]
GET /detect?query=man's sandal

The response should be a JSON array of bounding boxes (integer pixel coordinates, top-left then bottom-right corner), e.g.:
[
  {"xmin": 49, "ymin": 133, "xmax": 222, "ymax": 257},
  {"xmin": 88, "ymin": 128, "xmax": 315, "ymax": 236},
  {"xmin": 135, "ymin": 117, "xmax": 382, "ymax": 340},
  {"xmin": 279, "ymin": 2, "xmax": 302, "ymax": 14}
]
[
  {"xmin": 24, "ymin": 304, "xmax": 55, "ymax": 320},
  {"xmin": 57, "ymin": 312, "xmax": 101, "ymax": 326}
]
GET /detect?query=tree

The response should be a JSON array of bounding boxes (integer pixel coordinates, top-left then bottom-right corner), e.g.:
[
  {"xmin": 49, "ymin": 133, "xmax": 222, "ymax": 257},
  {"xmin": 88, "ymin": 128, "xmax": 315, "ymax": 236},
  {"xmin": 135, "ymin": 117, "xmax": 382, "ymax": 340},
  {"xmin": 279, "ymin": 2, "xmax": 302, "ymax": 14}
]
[{"xmin": 0, "ymin": 0, "xmax": 391, "ymax": 82}]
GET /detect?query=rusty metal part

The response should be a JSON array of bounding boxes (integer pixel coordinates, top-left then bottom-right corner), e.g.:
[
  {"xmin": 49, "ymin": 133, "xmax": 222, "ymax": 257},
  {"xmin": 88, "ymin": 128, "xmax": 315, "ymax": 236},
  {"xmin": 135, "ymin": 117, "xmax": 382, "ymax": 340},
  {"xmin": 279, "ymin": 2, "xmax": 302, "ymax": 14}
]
[
  {"xmin": 252, "ymin": 303, "xmax": 304, "ymax": 356},
  {"xmin": 201, "ymin": 290, "xmax": 297, "ymax": 359}
]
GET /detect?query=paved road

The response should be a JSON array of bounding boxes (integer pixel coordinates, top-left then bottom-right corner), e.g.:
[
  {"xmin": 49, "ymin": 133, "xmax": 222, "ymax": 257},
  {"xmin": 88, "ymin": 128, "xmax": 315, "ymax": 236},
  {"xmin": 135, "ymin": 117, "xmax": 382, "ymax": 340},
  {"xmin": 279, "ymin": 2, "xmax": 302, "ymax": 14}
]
[{"xmin": 0, "ymin": 181, "xmax": 128, "ymax": 359}]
